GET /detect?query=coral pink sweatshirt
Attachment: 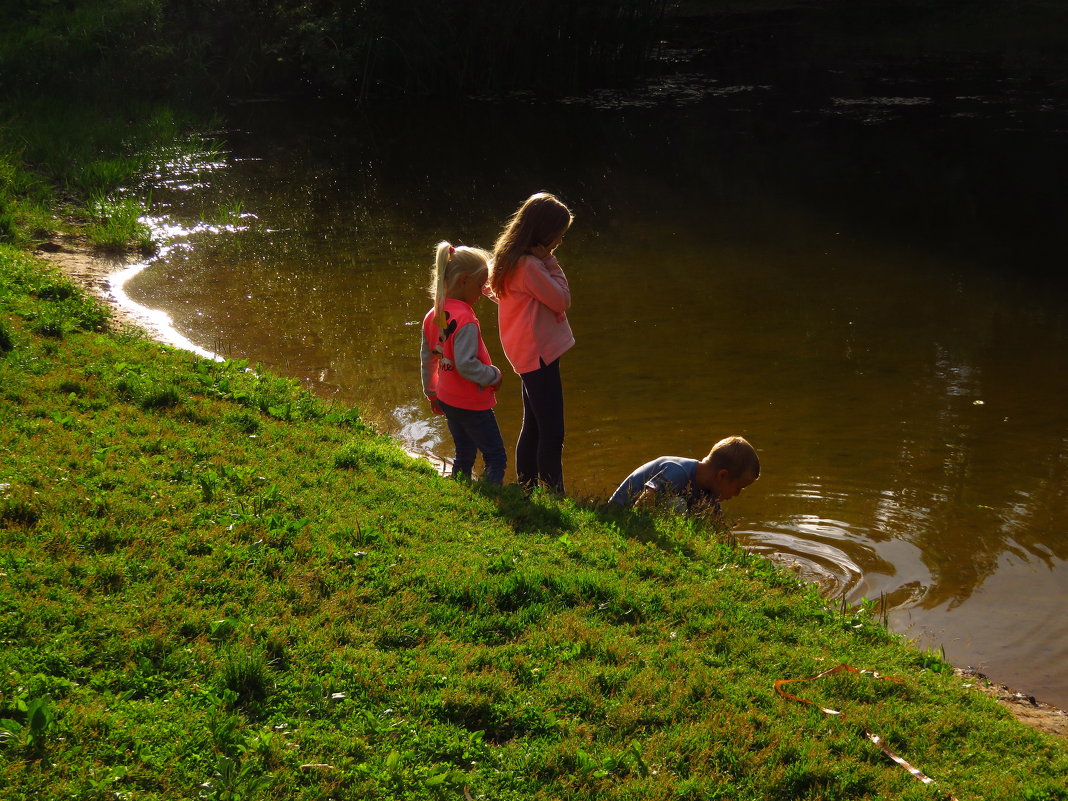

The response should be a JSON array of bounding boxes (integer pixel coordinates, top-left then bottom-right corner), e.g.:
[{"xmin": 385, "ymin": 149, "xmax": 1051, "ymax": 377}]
[{"xmin": 494, "ymin": 254, "xmax": 574, "ymax": 375}]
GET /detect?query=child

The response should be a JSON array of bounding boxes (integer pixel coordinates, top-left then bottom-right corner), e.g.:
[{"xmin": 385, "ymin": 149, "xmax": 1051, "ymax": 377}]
[
  {"xmin": 488, "ymin": 192, "xmax": 575, "ymax": 493},
  {"xmin": 609, "ymin": 436, "xmax": 760, "ymax": 514},
  {"xmin": 420, "ymin": 241, "xmax": 506, "ymax": 485}
]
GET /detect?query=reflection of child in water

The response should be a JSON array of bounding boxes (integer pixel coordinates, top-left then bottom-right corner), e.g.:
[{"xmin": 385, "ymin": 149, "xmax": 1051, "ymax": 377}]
[
  {"xmin": 609, "ymin": 436, "xmax": 760, "ymax": 514},
  {"xmin": 419, "ymin": 241, "xmax": 505, "ymax": 485}
]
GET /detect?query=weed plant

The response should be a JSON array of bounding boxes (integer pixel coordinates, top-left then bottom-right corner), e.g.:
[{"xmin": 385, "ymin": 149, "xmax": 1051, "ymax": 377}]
[{"xmin": 1, "ymin": 247, "xmax": 1066, "ymax": 799}]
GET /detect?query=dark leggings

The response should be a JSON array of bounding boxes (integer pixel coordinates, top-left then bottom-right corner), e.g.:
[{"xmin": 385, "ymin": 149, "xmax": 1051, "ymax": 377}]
[{"xmin": 516, "ymin": 358, "xmax": 565, "ymax": 493}]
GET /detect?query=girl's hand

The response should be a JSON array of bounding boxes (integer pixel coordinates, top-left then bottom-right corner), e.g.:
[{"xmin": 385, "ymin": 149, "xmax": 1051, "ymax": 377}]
[
  {"xmin": 490, "ymin": 375, "xmax": 503, "ymax": 392},
  {"xmin": 427, "ymin": 395, "xmax": 444, "ymax": 415},
  {"xmin": 529, "ymin": 244, "xmax": 553, "ymax": 261}
]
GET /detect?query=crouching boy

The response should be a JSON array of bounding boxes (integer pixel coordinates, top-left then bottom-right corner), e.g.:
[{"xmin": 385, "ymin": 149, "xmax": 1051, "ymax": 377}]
[{"xmin": 608, "ymin": 435, "xmax": 759, "ymax": 514}]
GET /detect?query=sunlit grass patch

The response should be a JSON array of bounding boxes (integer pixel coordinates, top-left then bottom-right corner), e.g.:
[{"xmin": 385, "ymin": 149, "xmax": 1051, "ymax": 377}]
[
  {"xmin": 0, "ymin": 252, "xmax": 1065, "ymax": 799},
  {"xmin": 334, "ymin": 435, "xmax": 428, "ymax": 473},
  {"xmin": 0, "ymin": 483, "xmax": 40, "ymax": 528},
  {"xmin": 0, "ymin": 244, "xmax": 111, "ymax": 334},
  {"xmin": 114, "ymin": 363, "xmax": 183, "ymax": 410}
]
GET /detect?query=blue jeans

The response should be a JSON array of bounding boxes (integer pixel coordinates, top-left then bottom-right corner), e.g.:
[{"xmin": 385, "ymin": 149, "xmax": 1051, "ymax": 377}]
[
  {"xmin": 517, "ymin": 358, "xmax": 565, "ymax": 493},
  {"xmin": 439, "ymin": 400, "xmax": 507, "ymax": 486}
]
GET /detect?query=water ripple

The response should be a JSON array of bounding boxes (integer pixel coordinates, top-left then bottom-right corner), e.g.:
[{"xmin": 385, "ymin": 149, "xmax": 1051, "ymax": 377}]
[
  {"xmin": 738, "ymin": 519, "xmax": 866, "ymax": 600},
  {"xmin": 393, "ymin": 403, "xmax": 445, "ymax": 456},
  {"xmin": 733, "ymin": 478, "xmax": 940, "ymax": 608}
]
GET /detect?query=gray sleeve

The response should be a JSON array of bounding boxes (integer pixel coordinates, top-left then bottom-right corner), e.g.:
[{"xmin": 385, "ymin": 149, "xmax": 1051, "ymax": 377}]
[
  {"xmin": 420, "ymin": 335, "xmax": 437, "ymax": 395},
  {"xmin": 646, "ymin": 465, "xmax": 690, "ymax": 511},
  {"xmin": 647, "ymin": 464, "xmax": 689, "ymax": 495},
  {"xmin": 610, "ymin": 461, "xmax": 660, "ymax": 506},
  {"xmin": 611, "ymin": 461, "xmax": 689, "ymax": 508},
  {"xmin": 452, "ymin": 323, "xmax": 501, "ymax": 388}
]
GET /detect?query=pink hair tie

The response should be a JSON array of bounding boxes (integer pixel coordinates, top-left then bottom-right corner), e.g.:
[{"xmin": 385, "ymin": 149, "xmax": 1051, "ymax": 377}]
[{"xmin": 449, "ymin": 246, "xmax": 455, "ymax": 254}]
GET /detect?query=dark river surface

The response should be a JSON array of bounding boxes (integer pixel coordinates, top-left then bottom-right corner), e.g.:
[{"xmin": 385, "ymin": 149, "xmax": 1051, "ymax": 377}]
[{"xmin": 120, "ymin": 72, "xmax": 1068, "ymax": 707}]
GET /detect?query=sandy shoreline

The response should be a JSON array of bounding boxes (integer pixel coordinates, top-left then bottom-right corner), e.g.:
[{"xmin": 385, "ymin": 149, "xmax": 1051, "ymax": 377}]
[
  {"xmin": 36, "ymin": 235, "xmax": 143, "ymax": 330},
  {"xmin": 36, "ymin": 236, "xmax": 229, "ymax": 360},
  {"xmin": 28, "ymin": 237, "xmax": 1068, "ymax": 740}
]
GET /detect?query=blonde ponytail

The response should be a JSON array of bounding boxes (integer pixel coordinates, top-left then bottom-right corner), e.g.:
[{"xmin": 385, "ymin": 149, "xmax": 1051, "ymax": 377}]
[
  {"xmin": 428, "ymin": 241, "xmax": 492, "ymax": 329},
  {"xmin": 431, "ymin": 241, "xmax": 452, "ymax": 329}
]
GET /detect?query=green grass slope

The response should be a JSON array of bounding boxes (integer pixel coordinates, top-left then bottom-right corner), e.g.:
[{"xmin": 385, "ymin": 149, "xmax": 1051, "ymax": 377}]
[{"xmin": 1, "ymin": 245, "xmax": 1065, "ymax": 800}]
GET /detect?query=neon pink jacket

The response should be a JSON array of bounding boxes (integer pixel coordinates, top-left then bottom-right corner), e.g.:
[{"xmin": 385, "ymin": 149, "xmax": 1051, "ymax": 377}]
[
  {"xmin": 421, "ymin": 299, "xmax": 500, "ymax": 411},
  {"xmin": 494, "ymin": 254, "xmax": 574, "ymax": 374}
]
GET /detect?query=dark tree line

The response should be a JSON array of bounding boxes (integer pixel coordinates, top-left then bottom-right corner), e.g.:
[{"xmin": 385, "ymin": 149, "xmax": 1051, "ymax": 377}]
[{"xmin": 2, "ymin": 0, "xmax": 669, "ymax": 102}]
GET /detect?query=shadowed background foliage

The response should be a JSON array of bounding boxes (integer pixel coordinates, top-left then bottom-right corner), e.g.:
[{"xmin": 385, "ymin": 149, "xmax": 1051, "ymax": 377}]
[{"xmin": 0, "ymin": 0, "xmax": 670, "ymax": 102}]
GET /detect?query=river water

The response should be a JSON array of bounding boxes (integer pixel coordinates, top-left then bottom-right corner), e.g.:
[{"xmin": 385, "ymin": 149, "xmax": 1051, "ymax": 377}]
[{"xmin": 123, "ymin": 71, "xmax": 1068, "ymax": 706}]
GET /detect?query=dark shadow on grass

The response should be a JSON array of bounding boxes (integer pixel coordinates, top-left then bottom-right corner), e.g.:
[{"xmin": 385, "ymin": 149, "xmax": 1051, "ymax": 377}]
[
  {"xmin": 582, "ymin": 494, "xmax": 733, "ymax": 561},
  {"xmin": 462, "ymin": 473, "xmax": 732, "ymax": 561},
  {"xmin": 467, "ymin": 480, "xmax": 571, "ymax": 537}
]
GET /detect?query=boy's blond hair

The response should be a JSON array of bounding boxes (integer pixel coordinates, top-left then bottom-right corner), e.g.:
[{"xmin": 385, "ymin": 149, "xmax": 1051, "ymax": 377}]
[{"xmin": 704, "ymin": 436, "xmax": 760, "ymax": 480}]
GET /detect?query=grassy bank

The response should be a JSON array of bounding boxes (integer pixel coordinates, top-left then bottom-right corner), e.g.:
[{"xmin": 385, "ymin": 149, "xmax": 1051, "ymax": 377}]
[
  {"xmin": 0, "ymin": 97, "xmax": 213, "ymax": 253},
  {"xmin": 2, "ymin": 3, "xmax": 1067, "ymax": 797},
  {"xmin": 2, "ymin": 248, "xmax": 1066, "ymax": 799}
]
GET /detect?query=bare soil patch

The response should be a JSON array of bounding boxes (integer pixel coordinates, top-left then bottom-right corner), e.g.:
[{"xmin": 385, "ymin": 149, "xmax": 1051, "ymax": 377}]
[
  {"xmin": 34, "ymin": 235, "xmax": 145, "ymax": 333},
  {"xmin": 955, "ymin": 668, "xmax": 1068, "ymax": 740}
]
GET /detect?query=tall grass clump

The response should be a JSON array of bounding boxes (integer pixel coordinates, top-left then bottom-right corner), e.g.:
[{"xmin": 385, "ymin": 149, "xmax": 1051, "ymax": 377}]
[
  {"xmin": 0, "ymin": 150, "xmax": 53, "ymax": 248},
  {"xmin": 219, "ymin": 646, "xmax": 272, "ymax": 707},
  {"xmin": 0, "ymin": 102, "xmax": 177, "ymax": 252},
  {"xmin": 84, "ymin": 194, "xmax": 154, "ymax": 252}
]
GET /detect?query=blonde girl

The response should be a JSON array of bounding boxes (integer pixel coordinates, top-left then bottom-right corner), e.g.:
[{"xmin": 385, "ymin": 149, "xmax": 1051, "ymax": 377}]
[
  {"xmin": 489, "ymin": 192, "xmax": 575, "ymax": 493},
  {"xmin": 420, "ymin": 241, "xmax": 506, "ymax": 484}
]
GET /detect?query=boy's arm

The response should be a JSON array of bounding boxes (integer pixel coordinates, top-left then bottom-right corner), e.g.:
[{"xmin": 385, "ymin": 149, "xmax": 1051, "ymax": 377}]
[
  {"xmin": 638, "ymin": 465, "xmax": 690, "ymax": 512},
  {"xmin": 611, "ymin": 461, "xmax": 686, "ymax": 508},
  {"xmin": 452, "ymin": 323, "xmax": 502, "ymax": 389}
]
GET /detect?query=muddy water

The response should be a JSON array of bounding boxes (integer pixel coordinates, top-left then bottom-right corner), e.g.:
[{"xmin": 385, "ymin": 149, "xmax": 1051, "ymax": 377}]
[{"xmin": 126, "ymin": 92, "xmax": 1068, "ymax": 706}]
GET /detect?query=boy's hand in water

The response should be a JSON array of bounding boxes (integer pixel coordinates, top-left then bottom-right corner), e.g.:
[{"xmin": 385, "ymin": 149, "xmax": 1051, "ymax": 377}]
[{"xmin": 427, "ymin": 395, "xmax": 444, "ymax": 415}]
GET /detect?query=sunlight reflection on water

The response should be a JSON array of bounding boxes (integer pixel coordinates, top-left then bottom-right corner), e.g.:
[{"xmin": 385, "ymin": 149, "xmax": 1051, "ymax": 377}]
[
  {"xmin": 394, "ymin": 402, "xmax": 446, "ymax": 456},
  {"xmin": 108, "ymin": 261, "xmax": 220, "ymax": 361},
  {"xmin": 107, "ymin": 209, "xmax": 257, "ymax": 360}
]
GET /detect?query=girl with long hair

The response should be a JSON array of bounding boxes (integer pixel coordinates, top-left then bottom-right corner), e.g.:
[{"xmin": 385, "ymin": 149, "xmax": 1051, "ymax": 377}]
[{"xmin": 489, "ymin": 192, "xmax": 575, "ymax": 493}]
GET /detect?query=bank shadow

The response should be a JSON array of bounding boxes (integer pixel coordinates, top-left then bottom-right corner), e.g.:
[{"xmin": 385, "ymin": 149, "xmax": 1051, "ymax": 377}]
[
  {"xmin": 584, "ymin": 498, "xmax": 716, "ymax": 560},
  {"xmin": 469, "ymin": 481, "xmax": 715, "ymax": 559},
  {"xmin": 468, "ymin": 481, "xmax": 572, "ymax": 537}
]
